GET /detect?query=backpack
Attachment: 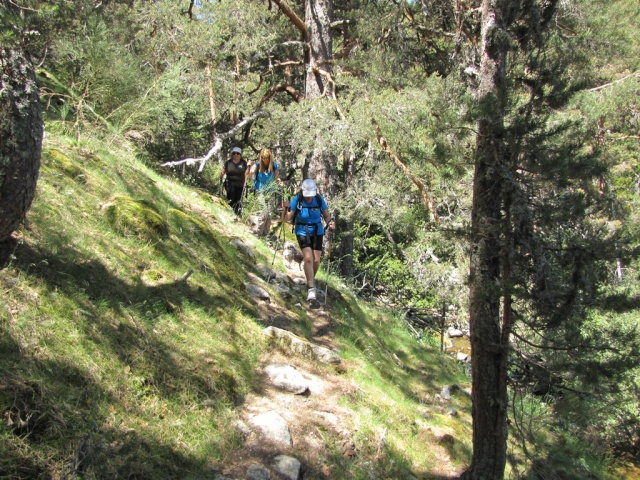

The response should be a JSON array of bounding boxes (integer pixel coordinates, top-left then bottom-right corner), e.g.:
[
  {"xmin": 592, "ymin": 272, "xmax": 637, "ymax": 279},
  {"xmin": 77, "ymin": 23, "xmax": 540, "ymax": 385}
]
[{"xmin": 290, "ymin": 191, "xmax": 323, "ymax": 231}]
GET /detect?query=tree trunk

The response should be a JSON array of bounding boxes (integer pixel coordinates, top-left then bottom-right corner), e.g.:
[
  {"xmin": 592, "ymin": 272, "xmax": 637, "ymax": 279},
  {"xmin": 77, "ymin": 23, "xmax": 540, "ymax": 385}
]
[
  {"xmin": 461, "ymin": 1, "xmax": 510, "ymax": 479},
  {"xmin": 304, "ymin": 0, "xmax": 333, "ymax": 100},
  {"xmin": 304, "ymin": 147, "xmax": 338, "ymax": 198},
  {"xmin": 336, "ymin": 225, "xmax": 353, "ymax": 278},
  {"xmin": 301, "ymin": 0, "xmax": 339, "ymax": 200},
  {"xmin": 0, "ymin": 47, "xmax": 43, "ymax": 243}
]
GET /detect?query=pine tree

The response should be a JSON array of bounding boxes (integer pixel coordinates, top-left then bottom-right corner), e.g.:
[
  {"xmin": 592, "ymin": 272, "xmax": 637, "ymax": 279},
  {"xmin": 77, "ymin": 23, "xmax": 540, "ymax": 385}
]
[
  {"xmin": 0, "ymin": 47, "xmax": 43, "ymax": 250},
  {"xmin": 461, "ymin": 0, "xmax": 639, "ymax": 476}
]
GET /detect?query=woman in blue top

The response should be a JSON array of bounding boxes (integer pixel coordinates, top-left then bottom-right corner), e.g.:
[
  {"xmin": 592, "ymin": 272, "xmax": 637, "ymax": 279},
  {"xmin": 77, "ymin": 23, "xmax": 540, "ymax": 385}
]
[
  {"xmin": 285, "ymin": 179, "xmax": 335, "ymax": 301},
  {"xmin": 248, "ymin": 148, "xmax": 283, "ymax": 236}
]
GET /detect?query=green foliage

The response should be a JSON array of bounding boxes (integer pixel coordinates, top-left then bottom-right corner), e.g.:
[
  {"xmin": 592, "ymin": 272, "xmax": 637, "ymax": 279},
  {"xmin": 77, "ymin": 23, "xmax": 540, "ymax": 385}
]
[
  {"xmin": 2, "ymin": 0, "xmax": 640, "ymax": 477},
  {"xmin": 324, "ymin": 75, "xmax": 475, "ymax": 307},
  {"xmin": 573, "ymin": 0, "xmax": 640, "ymax": 74},
  {"xmin": 551, "ymin": 285, "xmax": 640, "ymax": 455}
]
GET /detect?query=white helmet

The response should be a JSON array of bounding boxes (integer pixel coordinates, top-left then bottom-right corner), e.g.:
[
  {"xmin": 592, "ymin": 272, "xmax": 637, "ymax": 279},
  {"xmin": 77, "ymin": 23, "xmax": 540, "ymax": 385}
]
[{"xmin": 301, "ymin": 179, "xmax": 317, "ymax": 196}]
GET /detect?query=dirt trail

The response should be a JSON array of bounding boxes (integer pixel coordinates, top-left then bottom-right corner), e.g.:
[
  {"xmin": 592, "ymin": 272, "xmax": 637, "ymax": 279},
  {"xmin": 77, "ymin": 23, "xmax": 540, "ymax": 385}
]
[
  {"xmin": 216, "ymin": 259, "xmax": 362, "ymax": 478},
  {"xmin": 216, "ymin": 229, "xmax": 462, "ymax": 479}
]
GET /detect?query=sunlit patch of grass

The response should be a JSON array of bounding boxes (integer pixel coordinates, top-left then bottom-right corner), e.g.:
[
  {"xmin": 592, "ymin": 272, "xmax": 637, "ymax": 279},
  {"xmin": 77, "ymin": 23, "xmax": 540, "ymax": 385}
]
[
  {"xmin": 1, "ymin": 132, "xmax": 274, "ymax": 476},
  {"xmin": 103, "ymin": 195, "xmax": 168, "ymax": 239},
  {"xmin": 321, "ymin": 288, "xmax": 478, "ymax": 475}
]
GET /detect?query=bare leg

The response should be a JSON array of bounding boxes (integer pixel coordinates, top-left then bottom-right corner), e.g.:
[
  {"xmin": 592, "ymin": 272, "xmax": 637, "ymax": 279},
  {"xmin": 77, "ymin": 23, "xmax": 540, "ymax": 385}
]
[
  {"xmin": 313, "ymin": 250, "xmax": 322, "ymax": 275},
  {"xmin": 302, "ymin": 247, "xmax": 315, "ymax": 287}
]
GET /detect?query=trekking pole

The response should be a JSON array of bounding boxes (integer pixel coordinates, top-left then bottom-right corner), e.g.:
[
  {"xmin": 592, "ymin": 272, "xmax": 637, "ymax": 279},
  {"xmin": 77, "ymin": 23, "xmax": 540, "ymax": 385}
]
[
  {"xmin": 270, "ymin": 186, "xmax": 286, "ymax": 268},
  {"xmin": 323, "ymin": 214, "xmax": 335, "ymax": 305},
  {"xmin": 238, "ymin": 181, "xmax": 247, "ymax": 215}
]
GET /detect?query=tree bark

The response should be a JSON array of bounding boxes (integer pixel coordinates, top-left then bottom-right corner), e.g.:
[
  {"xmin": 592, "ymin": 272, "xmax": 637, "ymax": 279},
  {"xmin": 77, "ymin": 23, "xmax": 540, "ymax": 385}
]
[
  {"xmin": 301, "ymin": 0, "xmax": 338, "ymax": 200},
  {"xmin": 0, "ymin": 47, "xmax": 43, "ymax": 243},
  {"xmin": 304, "ymin": 0, "xmax": 333, "ymax": 100},
  {"xmin": 264, "ymin": 0, "xmax": 338, "ymax": 200},
  {"xmin": 461, "ymin": 1, "xmax": 510, "ymax": 479}
]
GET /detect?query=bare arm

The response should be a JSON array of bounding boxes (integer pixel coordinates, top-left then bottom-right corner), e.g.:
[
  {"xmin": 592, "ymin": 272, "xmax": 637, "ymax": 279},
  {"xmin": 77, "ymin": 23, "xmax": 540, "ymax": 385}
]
[
  {"xmin": 322, "ymin": 208, "xmax": 335, "ymax": 230},
  {"xmin": 284, "ymin": 198, "xmax": 293, "ymax": 223}
]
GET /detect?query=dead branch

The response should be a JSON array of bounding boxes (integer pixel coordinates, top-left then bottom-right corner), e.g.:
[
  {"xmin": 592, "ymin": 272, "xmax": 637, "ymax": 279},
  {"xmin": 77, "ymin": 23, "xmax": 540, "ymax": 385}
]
[
  {"xmin": 587, "ymin": 71, "xmax": 639, "ymax": 92},
  {"xmin": 247, "ymin": 75, "xmax": 264, "ymax": 95},
  {"xmin": 330, "ymin": 19, "xmax": 352, "ymax": 29},
  {"xmin": 256, "ymin": 83, "xmax": 304, "ymax": 109},
  {"xmin": 372, "ymin": 120, "xmax": 439, "ymax": 222},
  {"xmin": 312, "ymin": 66, "xmax": 346, "ymax": 120},
  {"xmin": 160, "ymin": 110, "xmax": 270, "ymax": 171},
  {"xmin": 272, "ymin": 59, "xmax": 304, "ymax": 68},
  {"xmin": 205, "ymin": 64, "xmax": 216, "ymax": 124},
  {"xmin": 270, "ymin": 0, "xmax": 308, "ymax": 37}
]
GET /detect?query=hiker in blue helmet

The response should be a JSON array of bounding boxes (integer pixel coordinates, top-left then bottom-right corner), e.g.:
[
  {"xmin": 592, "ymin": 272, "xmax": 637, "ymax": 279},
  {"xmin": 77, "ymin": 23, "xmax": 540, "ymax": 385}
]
[{"xmin": 284, "ymin": 179, "xmax": 335, "ymax": 301}]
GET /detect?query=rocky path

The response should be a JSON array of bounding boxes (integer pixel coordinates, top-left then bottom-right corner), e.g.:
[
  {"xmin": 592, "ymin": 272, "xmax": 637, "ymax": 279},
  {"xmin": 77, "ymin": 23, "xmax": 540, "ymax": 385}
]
[
  {"xmin": 217, "ymin": 233, "xmax": 463, "ymax": 480},
  {"xmin": 207, "ymin": 239, "xmax": 361, "ymax": 479}
]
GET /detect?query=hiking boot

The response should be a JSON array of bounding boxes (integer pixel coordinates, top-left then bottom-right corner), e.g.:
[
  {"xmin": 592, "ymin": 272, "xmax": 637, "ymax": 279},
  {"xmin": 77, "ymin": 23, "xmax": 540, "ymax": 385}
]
[{"xmin": 306, "ymin": 287, "xmax": 316, "ymax": 301}]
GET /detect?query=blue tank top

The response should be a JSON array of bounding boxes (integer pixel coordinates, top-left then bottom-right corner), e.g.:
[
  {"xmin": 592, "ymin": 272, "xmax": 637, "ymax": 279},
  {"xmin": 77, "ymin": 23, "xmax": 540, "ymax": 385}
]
[{"xmin": 253, "ymin": 161, "xmax": 279, "ymax": 192}]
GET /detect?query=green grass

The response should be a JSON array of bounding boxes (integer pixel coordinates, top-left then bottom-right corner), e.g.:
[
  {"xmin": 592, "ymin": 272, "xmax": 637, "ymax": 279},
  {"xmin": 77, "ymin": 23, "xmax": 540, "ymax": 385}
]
[
  {"xmin": 2, "ymin": 133, "xmax": 268, "ymax": 478},
  {"xmin": 0, "ymin": 130, "xmax": 625, "ymax": 479}
]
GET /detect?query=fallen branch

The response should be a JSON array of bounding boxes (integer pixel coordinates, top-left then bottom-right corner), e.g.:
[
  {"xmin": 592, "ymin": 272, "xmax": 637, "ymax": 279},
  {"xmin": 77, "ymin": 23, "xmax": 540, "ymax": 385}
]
[
  {"xmin": 181, "ymin": 269, "xmax": 194, "ymax": 282},
  {"xmin": 161, "ymin": 110, "xmax": 270, "ymax": 172}
]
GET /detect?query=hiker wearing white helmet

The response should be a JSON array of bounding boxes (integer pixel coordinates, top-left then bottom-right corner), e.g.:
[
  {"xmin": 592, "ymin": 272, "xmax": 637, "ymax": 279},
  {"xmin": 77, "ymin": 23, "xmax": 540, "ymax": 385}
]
[
  {"xmin": 219, "ymin": 146, "xmax": 247, "ymax": 215},
  {"xmin": 284, "ymin": 179, "xmax": 335, "ymax": 302}
]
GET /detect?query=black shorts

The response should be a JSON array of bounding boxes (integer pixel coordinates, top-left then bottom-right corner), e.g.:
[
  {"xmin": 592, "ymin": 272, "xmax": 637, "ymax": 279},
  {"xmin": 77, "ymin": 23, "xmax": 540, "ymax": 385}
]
[{"xmin": 297, "ymin": 233, "xmax": 324, "ymax": 251}]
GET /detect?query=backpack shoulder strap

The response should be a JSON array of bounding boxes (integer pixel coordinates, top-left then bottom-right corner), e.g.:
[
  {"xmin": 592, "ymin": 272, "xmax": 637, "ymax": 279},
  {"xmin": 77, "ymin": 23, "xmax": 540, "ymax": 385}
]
[
  {"xmin": 291, "ymin": 192, "xmax": 302, "ymax": 221},
  {"xmin": 293, "ymin": 193, "xmax": 324, "ymax": 226},
  {"xmin": 253, "ymin": 161, "xmax": 259, "ymax": 183}
]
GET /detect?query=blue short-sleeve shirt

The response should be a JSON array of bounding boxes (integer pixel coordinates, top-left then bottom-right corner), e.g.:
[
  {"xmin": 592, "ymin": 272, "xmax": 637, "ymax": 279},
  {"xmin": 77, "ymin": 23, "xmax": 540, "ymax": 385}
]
[{"xmin": 290, "ymin": 194, "xmax": 328, "ymax": 236}]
